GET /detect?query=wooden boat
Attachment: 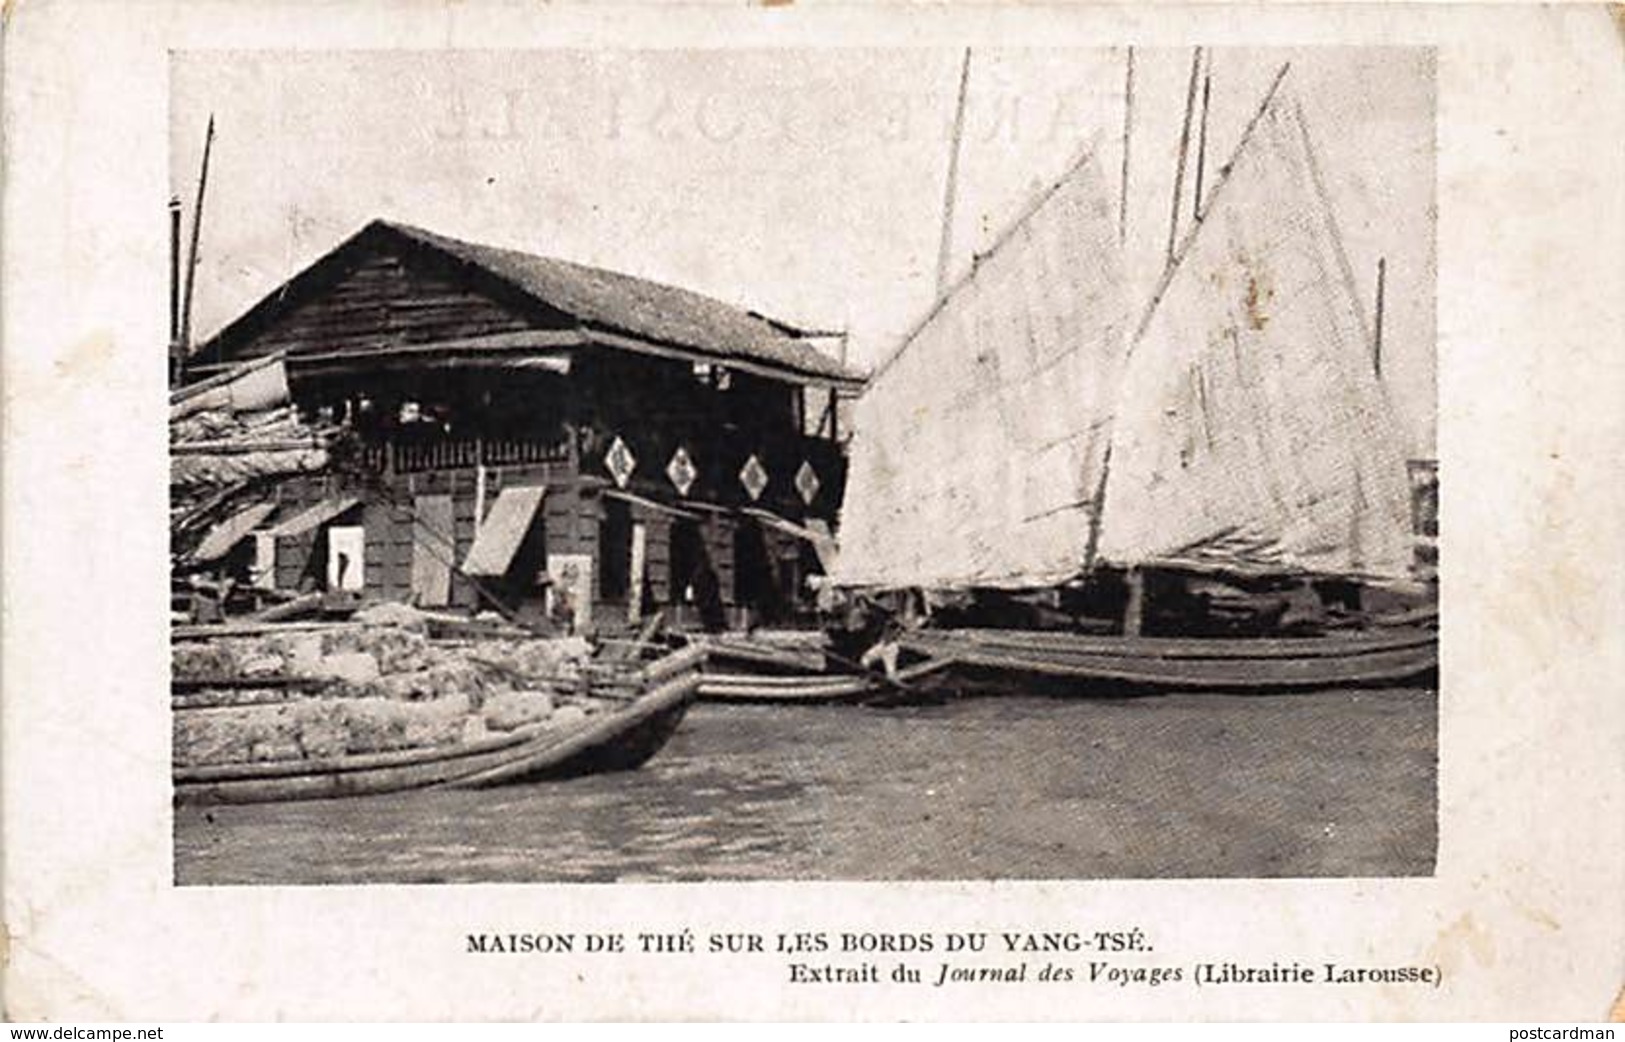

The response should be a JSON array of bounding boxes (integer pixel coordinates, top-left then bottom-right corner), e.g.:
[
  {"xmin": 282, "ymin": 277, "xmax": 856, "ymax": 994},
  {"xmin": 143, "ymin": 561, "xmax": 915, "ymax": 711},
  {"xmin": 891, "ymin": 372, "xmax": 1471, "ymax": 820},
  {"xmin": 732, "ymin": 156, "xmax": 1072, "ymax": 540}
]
[
  {"xmin": 698, "ymin": 671, "xmax": 876, "ymax": 704},
  {"xmin": 696, "ymin": 658, "xmax": 958, "ymax": 704},
  {"xmin": 897, "ymin": 626, "xmax": 1435, "ymax": 692},
  {"xmin": 695, "ymin": 631, "xmax": 830, "ymax": 674},
  {"xmin": 827, "ymin": 64, "xmax": 1440, "ymax": 694},
  {"xmin": 173, "ymin": 644, "xmax": 705, "ymax": 806}
]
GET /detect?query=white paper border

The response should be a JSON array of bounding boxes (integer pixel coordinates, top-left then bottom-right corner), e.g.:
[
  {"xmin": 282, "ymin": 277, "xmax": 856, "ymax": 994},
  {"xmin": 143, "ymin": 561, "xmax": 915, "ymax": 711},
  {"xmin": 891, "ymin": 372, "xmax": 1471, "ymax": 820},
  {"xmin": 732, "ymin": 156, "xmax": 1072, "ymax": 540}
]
[{"xmin": 3, "ymin": 2, "xmax": 1622, "ymax": 1022}]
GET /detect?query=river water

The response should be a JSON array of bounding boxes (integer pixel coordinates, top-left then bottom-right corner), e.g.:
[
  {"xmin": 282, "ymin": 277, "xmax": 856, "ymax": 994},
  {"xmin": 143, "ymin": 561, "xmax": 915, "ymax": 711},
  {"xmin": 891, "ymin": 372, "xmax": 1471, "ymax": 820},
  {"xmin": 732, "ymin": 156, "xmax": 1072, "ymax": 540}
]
[{"xmin": 174, "ymin": 688, "xmax": 1435, "ymax": 885}]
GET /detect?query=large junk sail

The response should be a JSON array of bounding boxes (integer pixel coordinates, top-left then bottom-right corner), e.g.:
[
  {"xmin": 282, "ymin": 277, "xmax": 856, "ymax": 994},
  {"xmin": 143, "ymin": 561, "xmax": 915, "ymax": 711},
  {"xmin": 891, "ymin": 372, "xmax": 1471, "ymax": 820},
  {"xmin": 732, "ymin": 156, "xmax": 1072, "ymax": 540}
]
[
  {"xmin": 832, "ymin": 150, "xmax": 1129, "ymax": 589},
  {"xmin": 835, "ymin": 72, "xmax": 1416, "ymax": 593},
  {"xmin": 1094, "ymin": 90, "xmax": 1414, "ymax": 583}
]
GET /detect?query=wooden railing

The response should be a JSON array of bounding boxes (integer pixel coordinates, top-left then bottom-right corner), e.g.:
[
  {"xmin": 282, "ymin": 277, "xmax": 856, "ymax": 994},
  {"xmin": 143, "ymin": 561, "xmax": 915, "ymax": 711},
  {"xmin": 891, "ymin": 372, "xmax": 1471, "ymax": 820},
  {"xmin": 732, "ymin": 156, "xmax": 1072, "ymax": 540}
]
[{"xmin": 359, "ymin": 435, "xmax": 573, "ymax": 475}]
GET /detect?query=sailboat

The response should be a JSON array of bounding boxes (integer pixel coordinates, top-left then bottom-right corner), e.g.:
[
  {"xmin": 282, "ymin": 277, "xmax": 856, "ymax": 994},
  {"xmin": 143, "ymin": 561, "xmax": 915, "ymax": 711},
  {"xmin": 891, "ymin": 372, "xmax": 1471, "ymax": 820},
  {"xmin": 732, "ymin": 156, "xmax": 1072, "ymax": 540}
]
[{"xmin": 828, "ymin": 59, "xmax": 1438, "ymax": 692}]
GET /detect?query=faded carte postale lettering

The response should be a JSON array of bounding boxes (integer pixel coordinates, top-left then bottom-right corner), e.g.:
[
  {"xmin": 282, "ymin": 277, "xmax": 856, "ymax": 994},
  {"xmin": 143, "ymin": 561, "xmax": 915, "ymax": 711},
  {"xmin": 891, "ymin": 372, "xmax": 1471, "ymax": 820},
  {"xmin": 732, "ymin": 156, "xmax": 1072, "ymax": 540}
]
[{"xmin": 3, "ymin": 2, "xmax": 1623, "ymax": 1023}]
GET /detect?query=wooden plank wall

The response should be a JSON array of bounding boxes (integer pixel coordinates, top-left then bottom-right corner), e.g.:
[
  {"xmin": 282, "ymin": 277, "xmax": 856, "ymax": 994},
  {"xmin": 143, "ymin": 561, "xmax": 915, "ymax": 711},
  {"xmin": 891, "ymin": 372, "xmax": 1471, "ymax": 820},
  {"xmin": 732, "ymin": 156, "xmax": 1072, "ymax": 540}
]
[
  {"xmin": 233, "ymin": 247, "xmax": 551, "ymax": 361},
  {"xmin": 264, "ymin": 462, "xmax": 765, "ymax": 627},
  {"xmin": 584, "ymin": 505, "xmax": 747, "ymax": 619},
  {"xmin": 705, "ymin": 517, "xmax": 736, "ymax": 606},
  {"xmin": 267, "ymin": 461, "xmax": 577, "ymax": 605},
  {"xmin": 640, "ymin": 512, "xmax": 672, "ymax": 605},
  {"xmin": 395, "ymin": 468, "xmax": 479, "ymax": 608}
]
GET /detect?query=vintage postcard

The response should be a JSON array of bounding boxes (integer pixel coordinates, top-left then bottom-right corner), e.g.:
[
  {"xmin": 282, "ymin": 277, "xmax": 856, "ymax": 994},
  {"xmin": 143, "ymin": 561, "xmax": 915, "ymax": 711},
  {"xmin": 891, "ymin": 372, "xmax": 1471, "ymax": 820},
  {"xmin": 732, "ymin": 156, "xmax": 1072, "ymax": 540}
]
[{"xmin": 3, "ymin": 0, "xmax": 1621, "ymax": 1022}]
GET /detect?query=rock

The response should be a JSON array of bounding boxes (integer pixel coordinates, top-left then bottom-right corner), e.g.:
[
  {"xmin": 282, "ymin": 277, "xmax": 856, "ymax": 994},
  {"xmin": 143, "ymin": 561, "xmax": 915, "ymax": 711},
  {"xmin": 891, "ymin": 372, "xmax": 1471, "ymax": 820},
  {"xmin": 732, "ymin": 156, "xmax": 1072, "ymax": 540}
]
[
  {"xmin": 310, "ymin": 651, "xmax": 380, "ymax": 685},
  {"xmin": 173, "ymin": 711, "xmax": 252, "ymax": 766},
  {"xmin": 341, "ymin": 694, "xmax": 470, "ymax": 752},
  {"xmin": 375, "ymin": 671, "xmax": 434, "ymax": 702},
  {"xmin": 342, "ymin": 699, "xmax": 412, "ymax": 754},
  {"xmin": 283, "ymin": 632, "xmax": 327, "ymax": 677},
  {"xmin": 482, "ymin": 690, "xmax": 556, "ymax": 732},
  {"xmin": 548, "ymin": 703, "xmax": 589, "ymax": 729},
  {"xmin": 471, "ymin": 637, "xmax": 591, "ymax": 687},
  {"xmin": 240, "ymin": 653, "xmax": 286, "ymax": 678},
  {"xmin": 373, "ymin": 634, "xmax": 429, "ymax": 676},
  {"xmin": 321, "ymin": 629, "xmax": 367, "ymax": 656},
  {"xmin": 423, "ymin": 662, "xmax": 487, "ymax": 702},
  {"xmin": 237, "ymin": 704, "xmax": 303, "ymax": 763},
  {"xmin": 250, "ymin": 739, "xmax": 303, "ymax": 763},
  {"xmin": 353, "ymin": 601, "xmax": 432, "ymax": 635},
  {"xmin": 404, "ymin": 713, "xmax": 464, "ymax": 749},
  {"xmin": 172, "ymin": 642, "xmax": 238, "ymax": 680},
  {"xmin": 514, "ymin": 637, "xmax": 591, "ymax": 678},
  {"xmin": 292, "ymin": 701, "xmax": 349, "ymax": 759}
]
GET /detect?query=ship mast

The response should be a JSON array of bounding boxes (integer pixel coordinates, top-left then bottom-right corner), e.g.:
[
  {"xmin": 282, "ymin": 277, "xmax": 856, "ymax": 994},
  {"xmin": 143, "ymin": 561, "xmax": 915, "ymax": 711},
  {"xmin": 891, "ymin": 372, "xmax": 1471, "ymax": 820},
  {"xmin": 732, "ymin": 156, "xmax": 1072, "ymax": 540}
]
[
  {"xmin": 1165, "ymin": 48, "xmax": 1203, "ymax": 269},
  {"xmin": 1083, "ymin": 61, "xmax": 1293, "ymax": 584},
  {"xmin": 1119, "ymin": 47, "xmax": 1135, "ymax": 245},
  {"xmin": 177, "ymin": 114, "xmax": 216, "ymax": 383},
  {"xmin": 936, "ymin": 48, "xmax": 973, "ymax": 298}
]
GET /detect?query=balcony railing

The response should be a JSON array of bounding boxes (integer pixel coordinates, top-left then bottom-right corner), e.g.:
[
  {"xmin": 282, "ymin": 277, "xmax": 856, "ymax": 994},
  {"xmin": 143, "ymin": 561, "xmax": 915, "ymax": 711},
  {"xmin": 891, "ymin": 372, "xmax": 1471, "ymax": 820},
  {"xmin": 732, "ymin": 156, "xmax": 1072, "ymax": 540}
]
[{"xmin": 359, "ymin": 435, "xmax": 574, "ymax": 475}]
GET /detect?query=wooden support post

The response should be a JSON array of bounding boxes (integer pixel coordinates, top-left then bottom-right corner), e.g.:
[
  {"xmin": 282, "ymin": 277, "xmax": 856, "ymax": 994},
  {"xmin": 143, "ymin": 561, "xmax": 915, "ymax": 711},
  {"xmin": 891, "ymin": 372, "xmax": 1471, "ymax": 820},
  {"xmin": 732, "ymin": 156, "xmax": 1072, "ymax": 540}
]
[
  {"xmin": 1123, "ymin": 568, "xmax": 1146, "ymax": 637},
  {"xmin": 473, "ymin": 437, "xmax": 487, "ymax": 535},
  {"xmin": 628, "ymin": 522, "xmax": 647, "ymax": 625}
]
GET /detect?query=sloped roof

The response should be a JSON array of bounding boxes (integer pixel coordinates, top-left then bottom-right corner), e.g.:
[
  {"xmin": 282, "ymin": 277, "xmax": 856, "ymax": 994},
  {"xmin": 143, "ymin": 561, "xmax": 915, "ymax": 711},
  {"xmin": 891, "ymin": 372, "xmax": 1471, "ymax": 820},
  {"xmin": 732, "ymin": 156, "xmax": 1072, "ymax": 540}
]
[{"xmin": 196, "ymin": 218, "xmax": 862, "ymax": 387}]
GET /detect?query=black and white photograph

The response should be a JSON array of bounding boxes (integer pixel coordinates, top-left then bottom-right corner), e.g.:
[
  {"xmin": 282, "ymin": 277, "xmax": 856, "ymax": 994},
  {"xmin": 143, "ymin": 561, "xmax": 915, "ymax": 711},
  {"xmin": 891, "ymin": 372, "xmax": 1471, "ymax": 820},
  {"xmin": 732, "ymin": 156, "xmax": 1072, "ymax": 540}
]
[
  {"xmin": 167, "ymin": 46, "xmax": 1440, "ymax": 886},
  {"xmin": 5, "ymin": 0, "xmax": 1623, "ymax": 1023}
]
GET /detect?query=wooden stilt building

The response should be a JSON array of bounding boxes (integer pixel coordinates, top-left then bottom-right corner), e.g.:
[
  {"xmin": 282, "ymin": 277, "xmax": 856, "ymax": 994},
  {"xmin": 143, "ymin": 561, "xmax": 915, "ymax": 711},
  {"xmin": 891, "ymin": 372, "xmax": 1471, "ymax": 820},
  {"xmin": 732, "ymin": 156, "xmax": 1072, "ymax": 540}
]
[{"xmin": 175, "ymin": 219, "xmax": 862, "ymax": 634}]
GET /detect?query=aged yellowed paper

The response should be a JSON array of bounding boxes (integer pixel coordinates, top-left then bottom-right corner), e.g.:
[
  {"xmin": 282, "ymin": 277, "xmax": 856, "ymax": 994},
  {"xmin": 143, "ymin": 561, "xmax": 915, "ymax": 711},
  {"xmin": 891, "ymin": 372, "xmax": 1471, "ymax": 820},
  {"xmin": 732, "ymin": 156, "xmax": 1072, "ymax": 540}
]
[{"xmin": 3, "ymin": 0, "xmax": 1622, "ymax": 1022}]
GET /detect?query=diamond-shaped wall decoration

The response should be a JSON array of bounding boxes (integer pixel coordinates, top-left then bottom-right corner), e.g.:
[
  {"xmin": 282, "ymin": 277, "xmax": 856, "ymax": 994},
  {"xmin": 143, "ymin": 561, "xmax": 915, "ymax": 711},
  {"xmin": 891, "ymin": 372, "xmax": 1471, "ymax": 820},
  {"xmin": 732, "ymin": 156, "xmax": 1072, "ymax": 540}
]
[
  {"xmin": 605, "ymin": 436, "xmax": 637, "ymax": 489},
  {"xmin": 739, "ymin": 454, "xmax": 770, "ymax": 502},
  {"xmin": 666, "ymin": 446, "xmax": 698, "ymax": 497},
  {"xmin": 794, "ymin": 460, "xmax": 821, "ymax": 505}
]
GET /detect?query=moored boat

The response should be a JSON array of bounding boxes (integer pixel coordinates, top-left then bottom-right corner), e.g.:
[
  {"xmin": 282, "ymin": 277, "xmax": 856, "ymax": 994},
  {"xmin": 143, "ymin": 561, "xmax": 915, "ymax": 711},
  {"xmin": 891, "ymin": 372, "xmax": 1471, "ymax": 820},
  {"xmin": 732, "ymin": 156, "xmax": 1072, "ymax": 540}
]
[
  {"xmin": 828, "ymin": 61, "xmax": 1438, "ymax": 692},
  {"xmin": 698, "ymin": 671, "xmax": 876, "ymax": 703},
  {"xmin": 897, "ymin": 626, "xmax": 1435, "ymax": 692},
  {"xmin": 173, "ymin": 644, "xmax": 705, "ymax": 805},
  {"xmin": 696, "ymin": 657, "xmax": 957, "ymax": 704}
]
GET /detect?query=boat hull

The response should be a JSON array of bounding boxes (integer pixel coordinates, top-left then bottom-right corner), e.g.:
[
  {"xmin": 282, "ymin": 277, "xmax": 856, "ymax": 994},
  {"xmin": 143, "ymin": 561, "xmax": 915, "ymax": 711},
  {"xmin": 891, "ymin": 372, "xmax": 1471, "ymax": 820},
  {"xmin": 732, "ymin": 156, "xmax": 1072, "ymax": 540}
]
[
  {"xmin": 174, "ymin": 649, "xmax": 703, "ymax": 805},
  {"xmin": 698, "ymin": 672, "xmax": 876, "ymax": 704},
  {"xmin": 897, "ymin": 627, "xmax": 1437, "ymax": 692}
]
